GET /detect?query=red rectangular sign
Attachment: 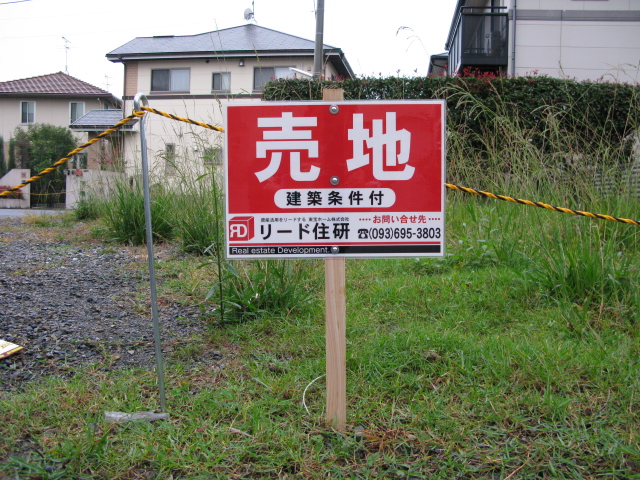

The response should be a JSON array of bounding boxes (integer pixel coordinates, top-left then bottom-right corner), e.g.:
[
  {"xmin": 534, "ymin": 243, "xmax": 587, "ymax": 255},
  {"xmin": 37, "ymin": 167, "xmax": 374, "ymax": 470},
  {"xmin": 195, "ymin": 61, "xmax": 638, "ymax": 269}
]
[{"xmin": 224, "ymin": 100, "xmax": 445, "ymax": 258}]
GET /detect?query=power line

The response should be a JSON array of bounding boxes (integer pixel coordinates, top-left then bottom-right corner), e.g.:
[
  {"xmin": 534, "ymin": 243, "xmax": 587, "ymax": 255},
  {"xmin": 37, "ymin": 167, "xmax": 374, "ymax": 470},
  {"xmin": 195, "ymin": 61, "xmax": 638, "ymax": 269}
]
[{"xmin": 0, "ymin": 0, "xmax": 31, "ymax": 5}]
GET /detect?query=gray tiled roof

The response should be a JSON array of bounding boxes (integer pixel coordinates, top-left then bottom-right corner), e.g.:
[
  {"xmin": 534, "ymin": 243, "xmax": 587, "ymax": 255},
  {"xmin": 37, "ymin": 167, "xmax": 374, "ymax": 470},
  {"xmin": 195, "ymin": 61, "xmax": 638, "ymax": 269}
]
[
  {"xmin": 107, "ymin": 24, "xmax": 334, "ymax": 57},
  {"xmin": 70, "ymin": 110, "xmax": 136, "ymax": 131},
  {"xmin": 0, "ymin": 72, "xmax": 112, "ymax": 96}
]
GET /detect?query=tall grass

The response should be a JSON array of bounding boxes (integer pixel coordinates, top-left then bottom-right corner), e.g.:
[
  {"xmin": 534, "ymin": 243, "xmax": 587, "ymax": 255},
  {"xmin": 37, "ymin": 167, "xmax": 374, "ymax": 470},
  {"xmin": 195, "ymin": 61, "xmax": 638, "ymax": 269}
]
[
  {"xmin": 205, "ymin": 259, "xmax": 321, "ymax": 323},
  {"xmin": 99, "ymin": 179, "xmax": 174, "ymax": 245},
  {"xmin": 444, "ymin": 84, "xmax": 639, "ymax": 336},
  {"xmin": 168, "ymin": 169, "xmax": 225, "ymax": 256},
  {"xmin": 443, "ymin": 79, "xmax": 638, "ymax": 205}
]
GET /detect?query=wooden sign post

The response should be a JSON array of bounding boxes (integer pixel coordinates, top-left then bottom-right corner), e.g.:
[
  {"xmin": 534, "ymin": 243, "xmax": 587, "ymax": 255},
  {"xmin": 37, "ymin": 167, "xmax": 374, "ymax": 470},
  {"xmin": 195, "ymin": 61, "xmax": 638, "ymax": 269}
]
[
  {"xmin": 322, "ymin": 88, "xmax": 347, "ymax": 430},
  {"xmin": 325, "ymin": 255, "xmax": 346, "ymax": 429}
]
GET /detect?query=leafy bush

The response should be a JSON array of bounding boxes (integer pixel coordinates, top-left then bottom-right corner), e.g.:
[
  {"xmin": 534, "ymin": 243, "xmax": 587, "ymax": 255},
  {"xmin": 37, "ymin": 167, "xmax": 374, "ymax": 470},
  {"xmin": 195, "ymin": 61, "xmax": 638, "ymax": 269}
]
[{"xmin": 13, "ymin": 124, "xmax": 76, "ymax": 207}]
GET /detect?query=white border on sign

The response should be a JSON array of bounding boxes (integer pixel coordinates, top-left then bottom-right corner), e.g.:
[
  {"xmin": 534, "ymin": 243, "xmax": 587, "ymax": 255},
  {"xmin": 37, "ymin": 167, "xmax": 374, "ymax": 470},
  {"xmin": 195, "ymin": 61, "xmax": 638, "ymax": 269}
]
[{"xmin": 224, "ymin": 100, "xmax": 446, "ymax": 259}]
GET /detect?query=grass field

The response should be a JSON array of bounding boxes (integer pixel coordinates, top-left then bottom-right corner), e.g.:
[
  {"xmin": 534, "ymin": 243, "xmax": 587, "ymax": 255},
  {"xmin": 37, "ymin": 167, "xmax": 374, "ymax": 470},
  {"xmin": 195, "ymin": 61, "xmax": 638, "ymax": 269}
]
[{"xmin": 1, "ymin": 187, "xmax": 639, "ymax": 479}]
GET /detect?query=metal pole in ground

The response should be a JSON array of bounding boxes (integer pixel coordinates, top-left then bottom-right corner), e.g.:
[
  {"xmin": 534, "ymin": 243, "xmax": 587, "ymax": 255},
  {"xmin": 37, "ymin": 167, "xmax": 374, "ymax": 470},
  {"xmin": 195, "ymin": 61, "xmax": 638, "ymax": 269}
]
[{"xmin": 133, "ymin": 93, "xmax": 167, "ymax": 412}]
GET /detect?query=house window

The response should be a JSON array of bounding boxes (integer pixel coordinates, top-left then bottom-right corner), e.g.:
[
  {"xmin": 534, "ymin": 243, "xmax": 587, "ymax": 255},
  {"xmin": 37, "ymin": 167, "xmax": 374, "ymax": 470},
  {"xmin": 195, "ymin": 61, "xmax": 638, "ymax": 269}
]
[
  {"xmin": 164, "ymin": 143, "xmax": 176, "ymax": 175},
  {"xmin": 203, "ymin": 146, "xmax": 223, "ymax": 166},
  {"xmin": 253, "ymin": 67, "xmax": 294, "ymax": 90},
  {"xmin": 151, "ymin": 68, "xmax": 190, "ymax": 92},
  {"xmin": 212, "ymin": 72, "xmax": 231, "ymax": 92},
  {"xmin": 73, "ymin": 152, "xmax": 87, "ymax": 169},
  {"xmin": 70, "ymin": 102, "xmax": 85, "ymax": 123},
  {"xmin": 21, "ymin": 101, "xmax": 35, "ymax": 124}
]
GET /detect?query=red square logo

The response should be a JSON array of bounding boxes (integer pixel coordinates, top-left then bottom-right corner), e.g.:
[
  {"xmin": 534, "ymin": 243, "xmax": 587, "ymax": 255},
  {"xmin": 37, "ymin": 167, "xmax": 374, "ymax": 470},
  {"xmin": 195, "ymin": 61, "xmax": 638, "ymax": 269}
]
[{"xmin": 229, "ymin": 216, "xmax": 254, "ymax": 241}]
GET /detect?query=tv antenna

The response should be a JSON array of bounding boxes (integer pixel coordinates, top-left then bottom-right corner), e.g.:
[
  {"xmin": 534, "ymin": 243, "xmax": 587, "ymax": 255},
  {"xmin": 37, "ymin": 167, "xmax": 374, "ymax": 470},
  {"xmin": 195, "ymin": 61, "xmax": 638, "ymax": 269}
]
[
  {"xmin": 244, "ymin": 1, "xmax": 255, "ymax": 22},
  {"xmin": 62, "ymin": 36, "xmax": 71, "ymax": 74}
]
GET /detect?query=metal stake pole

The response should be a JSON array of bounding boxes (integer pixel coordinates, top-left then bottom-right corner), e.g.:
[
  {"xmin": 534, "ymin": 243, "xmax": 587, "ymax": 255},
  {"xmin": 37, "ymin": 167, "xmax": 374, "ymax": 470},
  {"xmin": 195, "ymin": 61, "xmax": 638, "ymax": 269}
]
[{"xmin": 133, "ymin": 93, "xmax": 167, "ymax": 412}]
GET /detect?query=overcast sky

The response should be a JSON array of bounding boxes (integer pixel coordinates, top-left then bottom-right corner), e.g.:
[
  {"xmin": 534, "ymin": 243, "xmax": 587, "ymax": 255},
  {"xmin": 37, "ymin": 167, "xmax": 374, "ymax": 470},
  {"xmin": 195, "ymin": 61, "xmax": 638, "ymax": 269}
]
[{"xmin": 0, "ymin": 0, "xmax": 457, "ymax": 97}]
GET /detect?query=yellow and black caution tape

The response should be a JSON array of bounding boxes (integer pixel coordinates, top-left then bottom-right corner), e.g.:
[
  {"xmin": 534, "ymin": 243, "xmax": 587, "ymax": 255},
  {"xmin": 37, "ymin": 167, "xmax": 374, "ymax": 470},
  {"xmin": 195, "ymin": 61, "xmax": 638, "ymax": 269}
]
[
  {"xmin": 0, "ymin": 107, "xmax": 222, "ymax": 199},
  {"xmin": 137, "ymin": 106, "xmax": 224, "ymax": 133},
  {"xmin": 0, "ymin": 112, "xmax": 144, "ymax": 198},
  {"xmin": 446, "ymin": 183, "xmax": 640, "ymax": 226},
  {"xmin": 1, "ymin": 105, "xmax": 636, "ymax": 228}
]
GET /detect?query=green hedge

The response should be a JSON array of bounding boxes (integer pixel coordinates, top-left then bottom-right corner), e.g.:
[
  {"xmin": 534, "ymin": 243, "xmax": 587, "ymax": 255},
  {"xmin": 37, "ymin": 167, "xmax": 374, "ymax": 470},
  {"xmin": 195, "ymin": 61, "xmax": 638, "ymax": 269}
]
[{"xmin": 263, "ymin": 75, "xmax": 640, "ymax": 164}]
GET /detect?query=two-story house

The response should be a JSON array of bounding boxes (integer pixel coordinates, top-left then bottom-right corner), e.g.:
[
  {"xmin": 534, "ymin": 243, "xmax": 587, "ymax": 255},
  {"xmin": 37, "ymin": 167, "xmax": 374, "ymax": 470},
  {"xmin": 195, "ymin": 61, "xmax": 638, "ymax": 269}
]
[
  {"xmin": 0, "ymin": 72, "xmax": 121, "ymax": 169},
  {"xmin": 432, "ymin": 0, "xmax": 640, "ymax": 82},
  {"xmin": 106, "ymin": 24, "xmax": 354, "ymax": 176}
]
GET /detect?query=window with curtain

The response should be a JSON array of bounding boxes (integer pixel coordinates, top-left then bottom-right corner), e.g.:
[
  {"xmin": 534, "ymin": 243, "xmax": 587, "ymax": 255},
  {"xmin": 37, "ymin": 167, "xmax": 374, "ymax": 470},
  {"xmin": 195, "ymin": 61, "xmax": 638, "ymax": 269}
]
[
  {"xmin": 70, "ymin": 102, "xmax": 85, "ymax": 123},
  {"xmin": 151, "ymin": 69, "xmax": 190, "ymax": 92},
  {"xmin": 21, "ymin": 101, "xmax": 35, "ymax": 124},
  {"xmin": 212, "ymin": 72, "xmax": 231, "ymax": 92}
]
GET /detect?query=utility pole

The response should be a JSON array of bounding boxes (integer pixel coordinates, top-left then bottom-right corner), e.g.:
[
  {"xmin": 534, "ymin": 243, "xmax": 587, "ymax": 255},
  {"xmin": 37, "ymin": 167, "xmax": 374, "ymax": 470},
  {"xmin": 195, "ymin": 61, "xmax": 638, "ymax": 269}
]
[{"xmin": 313, "ymin": 0, "xmax": 325, "ymax": 80}]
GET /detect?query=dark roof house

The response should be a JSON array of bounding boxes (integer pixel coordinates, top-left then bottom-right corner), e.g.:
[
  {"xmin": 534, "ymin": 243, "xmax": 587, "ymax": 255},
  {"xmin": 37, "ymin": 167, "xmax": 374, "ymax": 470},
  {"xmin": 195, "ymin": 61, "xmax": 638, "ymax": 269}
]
[
  {"xmin": 105, "ymin": 23, "xmax": 354, "ymax": 177},
  {"xmin": 107, "ymin": 24, "xmax": 354, "ymax": 80},
  {"xmin": 0, "ymin": 72, "xmax": 122, "ymax": 156},
  {"xmin": 0, "ymin": 72, "xmax": 120, "ymax": 104}
]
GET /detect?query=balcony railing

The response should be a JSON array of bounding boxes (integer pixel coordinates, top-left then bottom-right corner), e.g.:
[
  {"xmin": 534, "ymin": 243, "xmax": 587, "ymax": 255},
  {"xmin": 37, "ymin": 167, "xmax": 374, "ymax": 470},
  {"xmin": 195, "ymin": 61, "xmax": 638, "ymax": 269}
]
[{"xmin": 448, "ymin": 6, "xmax": 508, "ymax": 74}]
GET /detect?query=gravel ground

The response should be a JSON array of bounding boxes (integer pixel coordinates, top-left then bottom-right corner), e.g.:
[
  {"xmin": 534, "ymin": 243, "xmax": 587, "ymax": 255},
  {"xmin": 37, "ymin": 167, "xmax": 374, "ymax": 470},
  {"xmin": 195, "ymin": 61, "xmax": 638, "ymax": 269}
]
[{"xmin": 0, "ymin": 216, "xmax": 208, "ymax": 394}]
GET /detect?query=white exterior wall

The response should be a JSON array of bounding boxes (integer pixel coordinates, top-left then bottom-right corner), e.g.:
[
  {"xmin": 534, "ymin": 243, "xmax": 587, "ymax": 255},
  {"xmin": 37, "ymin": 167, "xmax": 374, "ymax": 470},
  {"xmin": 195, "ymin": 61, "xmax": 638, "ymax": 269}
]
[
  {"xmin": 120, "ymin": 54, "xmax": 333, "ymax": 180},
  {"xmin": 505, "ymin": 0, "xmax": 640, "ymax": 82}
]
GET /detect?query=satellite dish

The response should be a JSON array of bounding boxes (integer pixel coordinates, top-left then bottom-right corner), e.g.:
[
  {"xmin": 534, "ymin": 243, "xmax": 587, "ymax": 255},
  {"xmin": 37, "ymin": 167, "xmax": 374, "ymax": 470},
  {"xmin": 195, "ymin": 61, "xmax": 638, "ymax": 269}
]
[{"xmin": 244, "ymin": 8, "xmax": 254, "ymax": 21}]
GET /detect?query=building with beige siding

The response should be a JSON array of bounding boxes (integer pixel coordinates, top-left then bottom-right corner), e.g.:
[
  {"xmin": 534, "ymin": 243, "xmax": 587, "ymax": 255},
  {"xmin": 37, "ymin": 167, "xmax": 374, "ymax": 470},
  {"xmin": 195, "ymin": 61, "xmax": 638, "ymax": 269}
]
[{"xmin": 107, "ymin": 24, "xmax": 354, "ymax": 178}]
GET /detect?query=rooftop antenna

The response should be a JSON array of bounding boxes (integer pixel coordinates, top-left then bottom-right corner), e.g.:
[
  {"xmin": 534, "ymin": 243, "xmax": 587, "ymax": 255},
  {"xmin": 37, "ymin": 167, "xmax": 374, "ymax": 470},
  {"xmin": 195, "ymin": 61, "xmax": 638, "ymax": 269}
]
[
  {"xmin": 105, "ymin": 74, "xmax": 111, "ymax": 92},
  {"xmin": 62, "ymin": 36, "xmax": 71, "ymax": 74},
  {"xmin": 244, "ymin": 1, "xmax": 255, "ymax": 23}
]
